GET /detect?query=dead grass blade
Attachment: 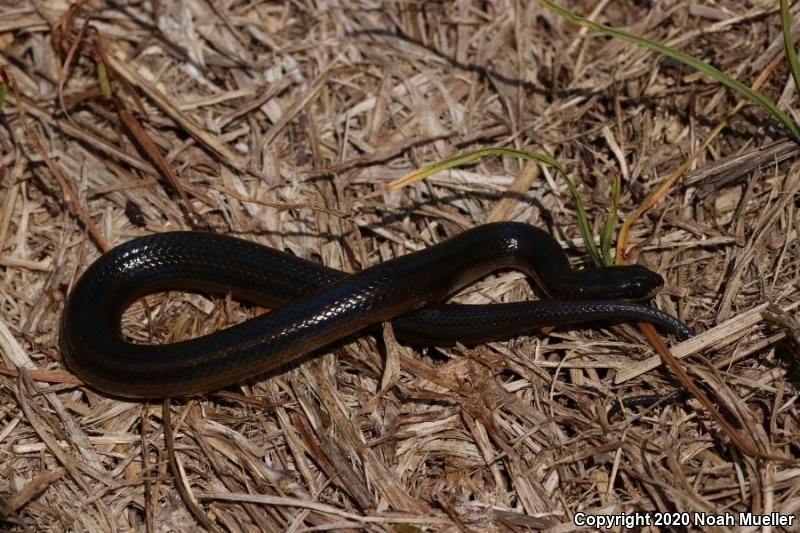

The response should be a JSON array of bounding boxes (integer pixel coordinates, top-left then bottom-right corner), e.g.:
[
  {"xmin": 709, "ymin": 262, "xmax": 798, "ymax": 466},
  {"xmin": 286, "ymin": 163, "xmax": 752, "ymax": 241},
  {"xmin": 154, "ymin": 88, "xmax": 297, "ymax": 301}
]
[
  {"xmin": 115, "ymin": 98, "xmax": 202, "ymax": 226},
  {"xmin": 104, "ymin": 54, "xmax": 266, "ymax": 180},
  {"xmin": 616, "ymin": 28, "xmax": 800, "ymax": 261},
  {"xmin": 3, "ymin": 66, "xmax": 109, "ymax": 251},
  {"xmin": 163, "ymin": 399, "xmax": 223, "ymax": 533},
  {"xmin": 618, "ymin": 300, "xmax": 800, "ymax": 383},
  {"xmin": 638, "ymin": 323, "xmax": 791, "ymax": 462}
]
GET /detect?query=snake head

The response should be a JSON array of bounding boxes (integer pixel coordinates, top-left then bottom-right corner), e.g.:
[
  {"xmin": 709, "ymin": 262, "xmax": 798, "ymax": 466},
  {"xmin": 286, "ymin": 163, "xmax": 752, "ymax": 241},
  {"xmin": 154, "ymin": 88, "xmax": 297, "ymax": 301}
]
[{"xmin": 563, "ymin": 264, "xmax": 664, "ymax": 301}]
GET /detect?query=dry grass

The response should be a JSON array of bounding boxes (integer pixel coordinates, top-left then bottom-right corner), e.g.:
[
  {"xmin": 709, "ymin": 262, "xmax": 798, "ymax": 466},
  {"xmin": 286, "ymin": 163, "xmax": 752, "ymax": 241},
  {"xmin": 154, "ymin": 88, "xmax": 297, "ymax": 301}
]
[{"xmin": 1, "ymin": 0, "xmax": 799, "ymax": 531}]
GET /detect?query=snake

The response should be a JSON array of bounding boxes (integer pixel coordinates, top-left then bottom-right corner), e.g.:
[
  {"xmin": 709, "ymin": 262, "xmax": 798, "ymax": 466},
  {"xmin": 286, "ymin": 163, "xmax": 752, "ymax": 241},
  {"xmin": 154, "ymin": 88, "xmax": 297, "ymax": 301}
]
[{"xmin": 60, "ymin": 222, "xmax": 692, "ymax": 398}]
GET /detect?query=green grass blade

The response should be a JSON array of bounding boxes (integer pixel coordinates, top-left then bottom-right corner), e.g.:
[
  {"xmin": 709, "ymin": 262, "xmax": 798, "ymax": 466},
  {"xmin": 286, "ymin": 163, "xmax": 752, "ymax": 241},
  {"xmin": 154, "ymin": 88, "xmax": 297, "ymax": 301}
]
[
  {"xmin": 781, "ymin": 0, "xmax": 800, "ymax": 97},
  {"xmin": 97, "ymin": 62, "xmax": 112, "ymax": 100},
  {"xmin": 537, "ymin": 0, "xmax": 800, "ymax": 142},
  {"xmin": 383, "ymin": 147, "xmax": 603, "ymax": 264},
  {"xmin": 600, "ymin": 172, "xmax": 620, "ymax": 266}
]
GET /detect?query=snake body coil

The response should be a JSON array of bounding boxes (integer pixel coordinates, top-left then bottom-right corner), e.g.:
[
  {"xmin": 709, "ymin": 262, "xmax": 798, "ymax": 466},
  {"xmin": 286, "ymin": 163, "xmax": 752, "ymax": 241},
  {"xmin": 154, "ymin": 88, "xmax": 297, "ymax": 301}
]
[{"xmin": 61, "ymin": 222, "xmax": 691, "ymax": 398}]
